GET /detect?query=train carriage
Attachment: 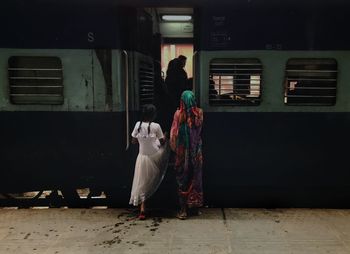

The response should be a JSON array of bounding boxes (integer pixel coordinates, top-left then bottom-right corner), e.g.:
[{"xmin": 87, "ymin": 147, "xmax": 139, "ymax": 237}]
[
  {"xmin": 0, "ymin": 2, "xmax": 159, "ymax": 206},
  {"xmin": 1, "ymin": 0, "xmax": 350, "ymax": 208},
  {"xmin": 194, "ymin": 5, "xmax": 350, "ymax": 207}
]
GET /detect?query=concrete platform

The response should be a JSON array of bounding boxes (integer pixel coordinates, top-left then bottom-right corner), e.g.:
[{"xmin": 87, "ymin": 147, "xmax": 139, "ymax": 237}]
[{"xmin": 0, "ymin": 208, "xmax": 350, "ymax": 254}]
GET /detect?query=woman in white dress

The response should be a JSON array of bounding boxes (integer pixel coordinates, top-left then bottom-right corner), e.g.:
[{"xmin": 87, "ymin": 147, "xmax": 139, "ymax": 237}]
[{"xmin": 129, "ymin": 104, "xmax": 170, "ymax": 220}]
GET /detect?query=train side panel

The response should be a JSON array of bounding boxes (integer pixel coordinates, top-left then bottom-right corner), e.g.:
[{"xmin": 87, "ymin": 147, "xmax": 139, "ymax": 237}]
[{"xmin": 0, "ymin": 49, "xmax": 129, "ymax": 194}]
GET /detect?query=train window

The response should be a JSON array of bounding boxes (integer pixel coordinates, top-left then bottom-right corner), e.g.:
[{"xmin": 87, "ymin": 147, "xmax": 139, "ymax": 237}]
[
  {"xmin": 139, "ymin": 61, "xmax": 154, "ymax": 106},
  {"xmin": 284, "ymin": 59, "xmax": 337, "ymax": 105},
  {"xmin": 8, "ymin": 56, "xmax": 63, "ymax": 105},
  {"xmin": 209, "ymin": 59, "xmax": 262, "ymax": 106}
]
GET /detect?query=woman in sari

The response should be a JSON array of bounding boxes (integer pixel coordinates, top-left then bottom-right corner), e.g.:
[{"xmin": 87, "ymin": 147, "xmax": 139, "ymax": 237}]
[{"xmin": 170, "ymin": 90, "xmax": 203, "ymax": 219}]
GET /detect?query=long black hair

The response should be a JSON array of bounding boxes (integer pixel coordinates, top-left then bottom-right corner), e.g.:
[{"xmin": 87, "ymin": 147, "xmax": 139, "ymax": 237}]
[{"xmin": 137, "ymin": 104, "xmax": 157, "ymax": 135}]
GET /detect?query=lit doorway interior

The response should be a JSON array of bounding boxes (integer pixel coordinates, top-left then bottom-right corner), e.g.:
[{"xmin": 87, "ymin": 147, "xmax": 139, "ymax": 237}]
[
  {"xmin": 161, "ymin": 44, "xmax": 193, "ymax": 78},
  {"xmin": 157, "ymin": 8, "xmax": 193, "ymax": 79}
]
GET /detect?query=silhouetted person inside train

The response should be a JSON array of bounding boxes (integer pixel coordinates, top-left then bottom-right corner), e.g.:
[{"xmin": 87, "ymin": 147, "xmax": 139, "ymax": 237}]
[
  {"xmin": 165, "ymin": 55, "xmax": 188, "ymax": 111},
  {"xmin": 186, "ymin": 77, "xmax": 193, "ymax": 91},
  {"xmin": 163, "ymin": 55, "xmax": 188, "ymax": 131}
]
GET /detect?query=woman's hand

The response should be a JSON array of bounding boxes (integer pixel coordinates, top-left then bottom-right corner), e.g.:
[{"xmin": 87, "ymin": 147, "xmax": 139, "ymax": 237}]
[
  {"xmin": 131, "ymin": 137, "xmax": 138, "ymax": 144},
  {"xmin": 159, "ymin": 132, "xmax": 168, "ymax": 146}
]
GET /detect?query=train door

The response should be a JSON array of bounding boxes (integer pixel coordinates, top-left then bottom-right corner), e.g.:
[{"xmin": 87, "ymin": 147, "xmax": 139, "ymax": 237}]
[{"xmin": 122, "ymin": 52, "xmax": 155, "ymax": 149}]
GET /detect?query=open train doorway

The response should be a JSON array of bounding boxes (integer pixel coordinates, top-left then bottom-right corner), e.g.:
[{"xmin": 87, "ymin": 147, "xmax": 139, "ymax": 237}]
[
  {"xmin": 158, "ymin": 8, "xmax": 194, "ymax": 79},
  {"xmin": 153, "ymin": 8, "xmax": 194, "ymax": 132}
]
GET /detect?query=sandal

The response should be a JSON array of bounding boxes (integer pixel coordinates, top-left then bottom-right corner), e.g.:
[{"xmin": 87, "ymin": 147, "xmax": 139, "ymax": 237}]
[
  {"xmin": 138, "ymin": 211, "xmax": 146, "ymax": 220},
  {"xmin": 176, "ymin": 212, "xmax": 187, "ymax": 220}
]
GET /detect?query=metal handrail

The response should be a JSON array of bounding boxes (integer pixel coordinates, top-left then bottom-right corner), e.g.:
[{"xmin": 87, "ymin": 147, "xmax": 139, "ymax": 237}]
[{"xmin": 123, "ymin": 50, "xmax": 130, "ymax": 151}]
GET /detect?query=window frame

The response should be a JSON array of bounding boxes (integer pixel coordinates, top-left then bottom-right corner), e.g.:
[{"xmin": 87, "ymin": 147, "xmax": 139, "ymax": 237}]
[
  {"xmin": 8, "ymin": 56, "xmax": 64, "ymax": 105},
  {"xmin": 209, "ymin": 58, "xmax": 263, "ymax": 106},
  {"xmin": 283, "ymin": 58, "xmax": 338, "ymax": 106}
]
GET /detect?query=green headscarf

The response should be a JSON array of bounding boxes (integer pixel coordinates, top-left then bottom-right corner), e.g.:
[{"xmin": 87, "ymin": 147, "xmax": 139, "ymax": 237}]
[{"xmin": 180, "ymin": 90, "xmax": 196, "ymax": 111}]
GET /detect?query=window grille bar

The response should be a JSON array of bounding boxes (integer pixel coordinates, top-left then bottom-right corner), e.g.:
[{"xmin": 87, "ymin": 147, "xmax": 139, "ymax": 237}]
[
  {"xmin": 140, "ymin": 66, "xmax": 154, "ymax": 70},
  {"xmin": 139, "ymin": 70, "xmax": 154, "ymax": 74},
  {"xmin": 286, "ymin": 78, "xmax": 336, "ymax": 81},
  {"xmin": 10, "ymin": 85, "xmax": 63, "ymax": 88},
  {"xmin": 286, "ymin": 86, "xmax": 336, "ymax": 90},
  {"xmin": 10, "ymin": 94, "xmax": 62, "ymax": 97},
  {"xmin": 286, "ymin": 69, "xmax": 337, "ymax": 73},
  {"xmin": 210, "ymin": 63, "xmax": 261, "ymax": 66},
  {"xmin": 211, "ymin": 68, "xmax": 263, "ymax": 71},
  {"xmin": 212, "ymin": 78, "xmax": 261, "ymax": 81},
  {"xmin": 8, "ymin": 68, "xmax": 63, "ymax": 71},
  {"xmin": 212, "ymin": 83, "xmax": 261, "ymax": 86},
  {"xmin": 139, "ymin": 84, "xmax": 154, "ymax": 88},
  {"xmin": 139, "ymin": 80, "xmax": 154, "ymax": 83},
  {"xmin": 216, "ymin": 88, "xmax": 260, "ymax": 92},
  {"xmin": 9, "ymin": 77, "xmax": 62, "ymax": 80},
  {"xmin": 287, "ymin": 95, "xmax": 336, "ymax": 98},
  {"xmin": 139, "ymin": 74, "xmax": 154, "ymax": 78}
]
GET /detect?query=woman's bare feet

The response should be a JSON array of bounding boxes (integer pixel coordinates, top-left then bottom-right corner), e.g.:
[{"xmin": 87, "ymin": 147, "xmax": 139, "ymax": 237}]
[
  {"xmin": 139, "ymin": 202, "xmax": 146, "ymax": 220},
  {"xmin": 138, "ymin": 211, "xmax": 146, "ymax": 220},
  {"xmin": 176, "ymin": 207, "xmax": 187, "ymax": 220}
]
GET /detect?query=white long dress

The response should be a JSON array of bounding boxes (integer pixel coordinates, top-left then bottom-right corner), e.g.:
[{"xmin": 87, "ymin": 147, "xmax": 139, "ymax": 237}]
[{"xmin": 129, "ymin": 121, "xmax": 170, "ymax": 206}]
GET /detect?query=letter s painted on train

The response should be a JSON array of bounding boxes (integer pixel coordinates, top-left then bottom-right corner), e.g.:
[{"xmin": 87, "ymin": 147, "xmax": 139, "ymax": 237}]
[{"xmin": 88, "ymin": 32, "xmax": 95, "ymax": 43}]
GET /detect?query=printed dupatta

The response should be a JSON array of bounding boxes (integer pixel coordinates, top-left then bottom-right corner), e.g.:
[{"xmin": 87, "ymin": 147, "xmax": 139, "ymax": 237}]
[{"xmin": 170, "ymin": 90, "xmax": 203, "ymax": 207}]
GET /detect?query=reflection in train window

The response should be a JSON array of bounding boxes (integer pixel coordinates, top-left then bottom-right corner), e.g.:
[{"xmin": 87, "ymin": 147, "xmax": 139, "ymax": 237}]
[
  {"xmin": 284, "ymin": 59, "xmax": 337, "ymax": 105},
  {"xmin": 8, "ymin": 56, "xmax": 64, "ymax": 105},
  {"xmin": 209, "ymin": 59, "xmax": 262, "ymax": 106}
]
